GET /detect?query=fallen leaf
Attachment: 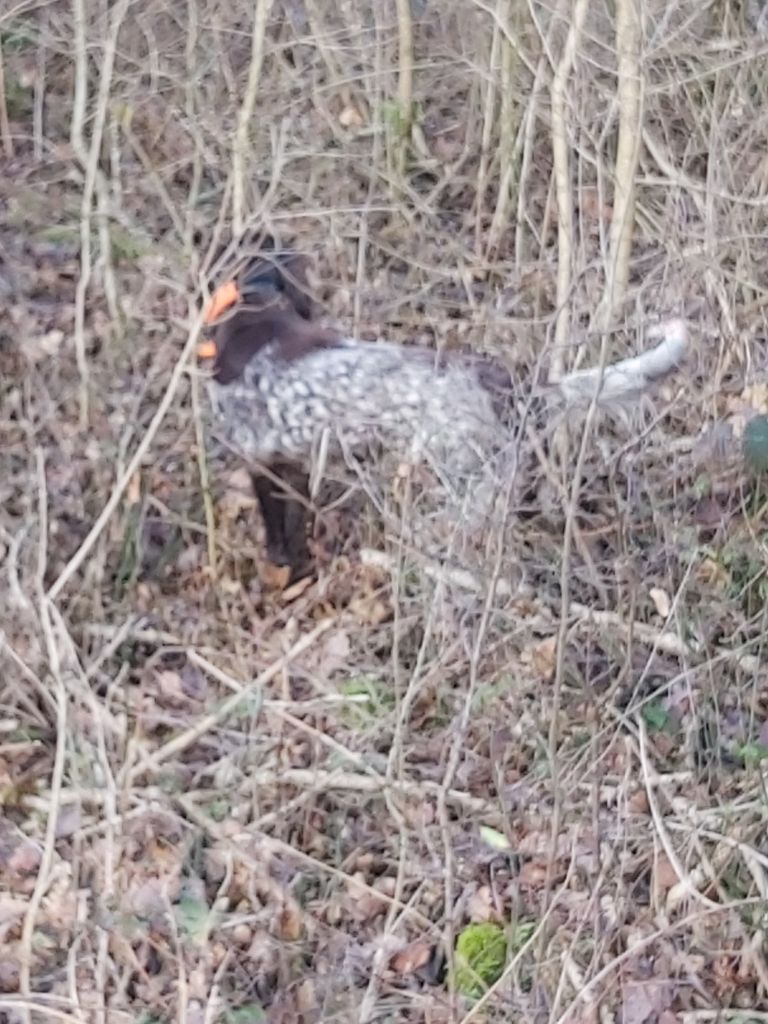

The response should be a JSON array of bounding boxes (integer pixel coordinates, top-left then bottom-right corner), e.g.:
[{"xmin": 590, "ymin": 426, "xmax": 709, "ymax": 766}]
[
  {"xmin": 349, "ymin": 594, "xmax": 391, "ymax": 625},
  {"xmin": 126, "ymin": 878, "xmax": 172, "ymax": 918},
  {"xmin": 127, "ymin": 471, "xmax": 141, "ymax": 506},
  {"xmin": 0, "ymin": 896, "xmax": 27, "ymax": 925},
  {"xmin": 179, "ymin": 664, "xmax": 208, "ymax": 702},
  {"xmin": 518, "ymin": 860, "xmax": 549, "ymax": 888},
  {"xmin": 467, "ymin": 885, "xmax": 496, "ymax": 923},
  {"xmin": 693, "ymin": 497, "xmax": 727, "ymax": 529},
  {"xmin": 319, "ymin": 629, "xmax": 351, "ymax": 677},
  {"xmin": 0, "ymin": 820, "xmax": 42, "ymax": 876},
  {"xmin": 620, "ymin": 977, "xmax": 673, "ymax": 1024},
  {"xmin": 234, "ymin": 925, "xmax": 255, "ymax": 949},
  {"xmin": 403, "ymin": 800, "xmax": 435, "ymax": 828},
  {"xmin": 296, "ymin": 978, "xmax": 317, "ymax": 1013},
  {"xmin": 346, "ymin": 873, "xmax": 387, "ymax": 921},
  {"xmin": 628, "ymin": 790, "xmax": 650, "ymax": 814},
  {"xmin": 663, "ymin": 682, "xmax": 691, "ymax": 719},
  {"xmin": 694, "ymin": 557, "xmax": 729, "ymax": 589},
  {"xmin": 479, "ymin": 826, "xmax": 511, "ymax": 852},
  {"xmin": 0, "ymin": 956, "xmax": 20, "ymax": 993},
  {"xmin": 658, "ymin": 1013, "xmax": 678, "ymax": 1024},
  {"xmin": 155, "ymin": 670, "xmax": 184, "ymax": 702},
  {"xmin": 521, "ymin": 636, "xmax": 557, "ymax": 679},
  {"xmin": 41, "ymin": 878, "xmax": 79, "ymax": 931},
  {"xmin": 219, "ymin": 467, "xmax": 257, "ymax": 518},
  {"xmin": 339, "ymin": 104, "xmax": 364, "ymax": 128},
  {"xmin": 259, "ymin": 562, "xmax": 292, "ymax": 590},
  {"xmin": 654, "ymin": 852, "xmax": 679, "ymax": 893},
  {"xmin": 282, "ymin": 574, "xmax": 314, "ymax": 602},
  {"xmin": 649, "ymin": 587, "xmax": 671, "ymax": 618},
  {"xmin": 390, "ymin": 939, "xmax": 433, "ymax": 975},
  {"xmin": 277, "ymin": 899, "xmax": 303, "ymax": 941}
]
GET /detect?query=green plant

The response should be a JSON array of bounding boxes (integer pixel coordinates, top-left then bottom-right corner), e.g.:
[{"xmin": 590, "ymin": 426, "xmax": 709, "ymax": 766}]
[
  {"xmin": 454, "ymin": 922, "xmax": 508, "ymax": 998},
  {"xmin": 744, "ymin": 415, "xmax": 768, "ymax": 473},
  {"xmin": 642, "ymin": 701, "xmax": 672, "ymax": 734},
  {"xmin": 340, "ymin": 675, "xmax": 395, "ymax": 727},
  {"xmin": 220, "ymin": 1007, "xmax": 266, "ymax": 1024},
  {"xmin": 735, "ymin": 742, "xmax": 768, "ymax": 769}
]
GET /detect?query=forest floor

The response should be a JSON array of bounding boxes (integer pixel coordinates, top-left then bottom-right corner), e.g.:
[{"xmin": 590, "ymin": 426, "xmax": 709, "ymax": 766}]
[{"xmin": 2, "ymin": 2, "xmax": 768, "ymax": 1022}]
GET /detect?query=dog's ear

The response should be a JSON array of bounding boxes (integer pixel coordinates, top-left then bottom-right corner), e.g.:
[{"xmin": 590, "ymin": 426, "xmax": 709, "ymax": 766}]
[
  {"xmin": 251, "ymin": 229, "xmax": 277, "ymax": 252},
  {"xmin": 275, "ymin": 253, "xmax": 314, "ymax": 320},
  {"xmin": 240, "ymin": 253, "xmax": 314, "ymax": 320},
  {"xmin": 203, "ymin": 229, "xmax": 277, "ymax": 276}
]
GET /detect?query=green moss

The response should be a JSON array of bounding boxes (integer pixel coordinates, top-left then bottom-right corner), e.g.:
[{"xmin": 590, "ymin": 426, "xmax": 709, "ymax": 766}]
[{"xmin": 454, "ymin": 922, "xmax": 508, "ymax": 998}]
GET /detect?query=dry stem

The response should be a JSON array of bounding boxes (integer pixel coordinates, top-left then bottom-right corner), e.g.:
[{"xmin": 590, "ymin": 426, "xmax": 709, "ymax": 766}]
[
  {"xmin": 232, "ymin": 0, "xmax": 276, "ymax": 236},
  {"xmin": 597, "ymin": 0, "xmax": 643, "ymax": 327}
]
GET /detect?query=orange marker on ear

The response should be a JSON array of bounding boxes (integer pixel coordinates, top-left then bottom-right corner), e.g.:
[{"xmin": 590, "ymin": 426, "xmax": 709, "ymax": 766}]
[{"xmin": 203, "ymin": 279, "xmax": 240, "ymax": 325}]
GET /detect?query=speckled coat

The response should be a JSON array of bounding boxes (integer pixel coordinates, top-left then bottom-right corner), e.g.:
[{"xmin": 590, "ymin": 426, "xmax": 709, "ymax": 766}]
[
  {"xmin": 208, "ymin": 334, "xmax": 508, "ymax": 480},
  {"xmin": 199, "ymin": 255, "xmax": 688, "ymax": 577}
]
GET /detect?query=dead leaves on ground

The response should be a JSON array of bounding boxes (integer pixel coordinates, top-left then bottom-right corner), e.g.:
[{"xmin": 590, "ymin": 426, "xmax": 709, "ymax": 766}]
[{"xmin": 4, "ymin": 87, "xmax": 768, "ymax": 1024}]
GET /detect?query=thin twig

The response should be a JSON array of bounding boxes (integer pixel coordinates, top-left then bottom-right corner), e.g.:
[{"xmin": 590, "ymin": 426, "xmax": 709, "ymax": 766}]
[
  {"xmin": 597, "ymin": 0, "xmax": 642, "ymax": 326},
  {"xmin": 394, "ymin": 0, "xmax": 414, "ymax": 176},
  {"xmin": 135, "ymin": 618, "xmax": 335, "ymax": 772},
  {"xmin": 47, "ymin": 309, "xmax": 207, "ymax": 600},
  {"xmin": 551, "ymin": 900, "xmax": 764, "ymax": 1024},
  {"xmin": 232, "ymin": 0, "xmax": 276, "ymax": 236},
  {"xmin": 71, "ymin": 0, "xmax": 132, "ymax": 426},
  {"xmin": 242, "ymin": 766, "xmax": 496, "ymax": 818},
  {"xmin": 487, "ymin": 0, "xmax": 526, "ymax": 253},
  {"xmin": 190, "ymin": 369, "xmax": 218, "ymax": 579},
  {"xmin": 18, "ymin": 452, "xmax": 68, "ymax": 1024},
  {"xmin": 550, "ymin": 0, "xmax": 590, "ymax": 370},
  {"xmin": 637, "ymin": 714, "xmax": 722, "ymax": 911},
  {"xmin": 0, "ymin": 33, "xmax": 13, "ymax": 158},
  {"xmin": 177, "ymin": 795, "xmax": 437, "ymax": 932},
  {"xmin": 474, "ymin": 1, "xmax": 503, "ymax": 251}
]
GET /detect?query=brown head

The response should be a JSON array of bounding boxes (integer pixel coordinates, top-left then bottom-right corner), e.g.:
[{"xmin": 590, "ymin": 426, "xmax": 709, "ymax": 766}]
[
  {"xmin": 202, "ymin": 251, "xmax": 314, "ymax": 326},
  {"xmin": 199, "ymin": 253, "xmax": 341, "ymax": 385}
]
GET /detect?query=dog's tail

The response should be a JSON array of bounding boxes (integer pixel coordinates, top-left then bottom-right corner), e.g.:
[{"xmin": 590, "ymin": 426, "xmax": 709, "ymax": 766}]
[{"xmin": 555, "ymin": 318, "xmax": 688, "ymax": 408}]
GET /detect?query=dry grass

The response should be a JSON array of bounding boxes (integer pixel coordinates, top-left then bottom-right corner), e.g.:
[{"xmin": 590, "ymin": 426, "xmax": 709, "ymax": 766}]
[{"xmin": 2, "ymin": 1, "xmax": 768, "ymax": 1021}]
